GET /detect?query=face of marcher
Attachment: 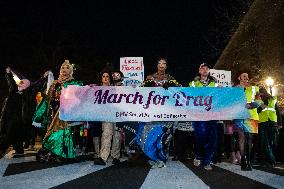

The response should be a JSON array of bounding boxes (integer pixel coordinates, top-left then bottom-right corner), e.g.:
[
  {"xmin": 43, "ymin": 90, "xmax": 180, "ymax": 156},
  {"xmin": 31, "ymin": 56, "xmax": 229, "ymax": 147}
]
[
  {"xmin": 157, "ymin": 59, "xmax": 167, "ymax": 73},
  {"xmin": 199, "ymin": 66, "xmax": 210, "ymax": 78},
  {"xmin": 102, "ymin": 73, "xmax": 110, "ymax": 86},
  {"xmin": 112, "ymin": 72, "xmax": 122, "ymax": 81},
  {"xmin": 238, "ymin": 73, "xmax": 249, "ymax": 86},
  {"xmin": 60, "ymin": 64, "xmax": 73, "ymax": 77}
]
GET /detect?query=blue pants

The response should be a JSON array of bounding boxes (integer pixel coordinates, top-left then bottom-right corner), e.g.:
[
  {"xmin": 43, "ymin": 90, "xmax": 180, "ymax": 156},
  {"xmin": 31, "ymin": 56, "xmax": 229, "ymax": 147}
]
[{"xmin": 193, "ymin": 121, "xmax": 217, "ymax": 166}]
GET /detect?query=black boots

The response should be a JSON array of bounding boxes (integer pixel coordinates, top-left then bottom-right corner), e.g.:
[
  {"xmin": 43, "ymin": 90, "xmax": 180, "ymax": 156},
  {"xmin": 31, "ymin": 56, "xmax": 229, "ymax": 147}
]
[
  {"xmin": 246, "ymin": 157, "xmax": 252, "ymax": 170},
  {"xmin": 93, "ymin": 157, "xmax": 106, "ymax": 165},
  {"xmin": 241, "ymin": 156, "xmax": 247, "ymax": 170},
  {"xmin": 241, "ymin": 156, "xmax": 252, "ymax": 171},
  {"xmin": 112, "ymin": 158, "xmax": 121, "ymax": 165}
]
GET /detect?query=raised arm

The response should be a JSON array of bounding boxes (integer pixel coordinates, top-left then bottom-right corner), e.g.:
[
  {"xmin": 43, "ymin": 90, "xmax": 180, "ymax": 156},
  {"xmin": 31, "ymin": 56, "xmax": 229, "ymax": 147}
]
[{"xmin": 5, "ymin": 67, "xmax": 18, "ymax": 94}]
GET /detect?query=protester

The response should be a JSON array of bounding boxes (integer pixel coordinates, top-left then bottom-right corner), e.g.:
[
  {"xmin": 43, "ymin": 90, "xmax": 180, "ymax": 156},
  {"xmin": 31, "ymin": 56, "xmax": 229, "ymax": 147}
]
[
  {"xmin": 233, "ymin": 71, "xmax": 262, "ymax": 171},
  {"xmin": 137, "ymin": 58, "xmax": 181, "ymax": 168},
  {"xmin": 189, "ymin": 63, "xmax": 219, "ymax": 171},
  {"xmin": 0, "ymin": 67, "xmax": 48, "ymax": 158},
  {"xmin": 36, "ymin": 60, "xmax": 83, "ymax": 162},
  {"xmin": 93, "ymin": 69, "xmax": 122, "ymax": 165},
  {"xmin": 258, "ymin": 87, "xmax": 282, "ymax": 166}
]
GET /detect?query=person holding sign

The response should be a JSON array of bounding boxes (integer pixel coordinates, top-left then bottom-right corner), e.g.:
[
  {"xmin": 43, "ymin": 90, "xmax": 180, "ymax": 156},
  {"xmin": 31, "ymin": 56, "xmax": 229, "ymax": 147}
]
[{"xmin": 189, "ymin": 63, "xmax": 218, "ymax": 171}]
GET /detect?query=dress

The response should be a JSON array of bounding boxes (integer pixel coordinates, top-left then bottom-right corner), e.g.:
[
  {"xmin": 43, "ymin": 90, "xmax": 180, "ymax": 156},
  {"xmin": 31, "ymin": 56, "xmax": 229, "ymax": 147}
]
[
  {"xmin": 136, "ymin": 72, "xmax": 180, "ymax": 163},
  {"xmin": 35, "ymin": 79, "xmax": 83, "ymax": 160}
]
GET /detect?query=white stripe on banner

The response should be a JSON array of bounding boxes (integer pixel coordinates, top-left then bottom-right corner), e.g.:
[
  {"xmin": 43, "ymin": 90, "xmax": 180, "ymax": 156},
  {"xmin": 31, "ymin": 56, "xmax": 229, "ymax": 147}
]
[
  {"xmin": 59, "ymin": 86, "xmax": 249, "ymax": 122},
  {"xmin": 215, "ymin": 162, "xmax": 284, "ymax": 189},
  {"xmin": 140, "ymin": 161, "xmax": 209, "ymax": 189}
]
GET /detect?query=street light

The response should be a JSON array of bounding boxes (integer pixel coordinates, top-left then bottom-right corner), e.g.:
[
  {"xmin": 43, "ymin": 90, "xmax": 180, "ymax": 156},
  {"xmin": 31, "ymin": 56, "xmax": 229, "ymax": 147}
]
[{"xmin": 265, "ymin": 77, "xmax": 274, "ymax": 95}]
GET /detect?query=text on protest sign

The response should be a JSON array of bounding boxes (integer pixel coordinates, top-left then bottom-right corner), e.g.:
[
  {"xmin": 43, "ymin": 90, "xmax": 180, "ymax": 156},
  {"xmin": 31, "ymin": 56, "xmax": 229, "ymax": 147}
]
[
  {"xmin": 210, "ymin": 69, "xmax": 232, "ymax": 87},
  {"xmin": 120, "ymin": 57, "xmax": 144, "ymax": 86}
]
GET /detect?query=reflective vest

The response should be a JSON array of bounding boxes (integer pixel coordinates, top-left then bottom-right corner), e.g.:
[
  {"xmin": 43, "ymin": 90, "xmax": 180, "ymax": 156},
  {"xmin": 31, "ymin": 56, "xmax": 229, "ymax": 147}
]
[
  {"xmin": 245, "ymin": 86, "xmax": 259, "ymax": 120},
  {"xmin": 259, "ymin": 97, "xmax": 277, "ymax": 123},
  {"xmin": 189, "ymin": 80, "xmax": 218, "ymax": 88}
]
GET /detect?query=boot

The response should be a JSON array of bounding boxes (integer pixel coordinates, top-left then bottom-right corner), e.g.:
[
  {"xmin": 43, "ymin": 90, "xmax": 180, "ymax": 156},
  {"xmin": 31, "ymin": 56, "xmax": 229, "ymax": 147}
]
[
  {"xmin": 246, "ymin": 145, "xmax": 252, "ymax": 171},
  {"xmin": 246, "ymin": 159, "xmax": 252, "ymax": 171},
  {"xmin": 241, "ymin": 156, "xmax": 250, "ymax": 171}
]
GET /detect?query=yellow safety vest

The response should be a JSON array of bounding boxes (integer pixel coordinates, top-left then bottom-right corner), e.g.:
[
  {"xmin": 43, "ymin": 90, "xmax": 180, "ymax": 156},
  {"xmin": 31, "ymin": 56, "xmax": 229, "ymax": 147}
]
[
  {"xmin": 259, "ymin": 97, "xmax": 277, "ymax": 123},
  {"xmin": 245, "ymin": 86, "xmax": 259, "ymax": 120},
  {"xmin": 189, "ymin": 80, "xmax": 218, "ymax": 88}
]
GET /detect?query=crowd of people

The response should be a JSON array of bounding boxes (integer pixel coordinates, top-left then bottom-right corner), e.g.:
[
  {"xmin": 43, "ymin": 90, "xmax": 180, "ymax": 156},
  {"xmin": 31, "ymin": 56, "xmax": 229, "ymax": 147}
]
[{"xmin": 0, "ymin": 58, "xmax": 283, "ymax": 172}]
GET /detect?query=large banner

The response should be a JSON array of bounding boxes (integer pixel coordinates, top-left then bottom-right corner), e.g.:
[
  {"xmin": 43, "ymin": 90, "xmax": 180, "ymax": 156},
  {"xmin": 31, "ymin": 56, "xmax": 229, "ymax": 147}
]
[
  {"xmin": 210, "ymin": 69, "xmax": 232, "ymax": 87},
  {"xmin": 120, "ymin": 57, "xmax": 144, "ymax": 86},
  {"xmin": 59, "ymin": 86, "xmax": 249, "ymax": 122}
]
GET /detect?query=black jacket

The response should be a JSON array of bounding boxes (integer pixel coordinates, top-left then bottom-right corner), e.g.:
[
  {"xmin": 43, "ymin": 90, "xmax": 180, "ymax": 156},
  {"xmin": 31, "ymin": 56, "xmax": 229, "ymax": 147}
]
[{"xmin": 0, "ymin": 73, "xmax": 46, "ymax": 144}]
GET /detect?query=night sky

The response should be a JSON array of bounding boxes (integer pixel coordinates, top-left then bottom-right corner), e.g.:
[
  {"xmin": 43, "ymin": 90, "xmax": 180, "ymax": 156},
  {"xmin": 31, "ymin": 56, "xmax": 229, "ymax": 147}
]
[{"xmin": 0, "ymin": 1, "xmax": 249, "ymax": 86}]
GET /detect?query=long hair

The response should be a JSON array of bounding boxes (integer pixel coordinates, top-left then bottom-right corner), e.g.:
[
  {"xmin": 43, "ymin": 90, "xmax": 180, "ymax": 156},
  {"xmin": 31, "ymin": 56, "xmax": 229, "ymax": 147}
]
[
  {"xmin": 233, "ymin": 69, "xmax": 251, "ymax": 85},
  {"xmin": 98, "ymin": 69, "xmax": 114, "ymax": 86}
]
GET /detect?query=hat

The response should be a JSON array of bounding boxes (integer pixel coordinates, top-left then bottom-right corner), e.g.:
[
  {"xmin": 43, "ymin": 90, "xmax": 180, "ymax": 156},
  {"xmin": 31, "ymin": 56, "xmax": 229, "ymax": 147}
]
[{"xmin": 199, "ymin": 63, "xmax": 211, "ymax": 69}]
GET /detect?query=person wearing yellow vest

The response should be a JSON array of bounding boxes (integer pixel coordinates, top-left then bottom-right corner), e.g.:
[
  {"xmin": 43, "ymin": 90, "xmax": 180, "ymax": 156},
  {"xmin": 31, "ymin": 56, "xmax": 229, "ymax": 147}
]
[
  {"xmin": 233, "ymin": 71, "xmax": 262, "ymax": 171},
  {"xmin": 189, "ymin": 63, "xmax": 218, "ymax": 171},
  {"xmin": 258, "ymin": 87, "xmax": 282, "ymax": 166}
]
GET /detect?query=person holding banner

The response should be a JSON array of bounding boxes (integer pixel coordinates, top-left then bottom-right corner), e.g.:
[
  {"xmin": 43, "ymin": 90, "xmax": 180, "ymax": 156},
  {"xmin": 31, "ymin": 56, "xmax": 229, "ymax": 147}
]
[
  {"xmin": 0, "ymin": 67, "xmax": 49, "ymax": 158},
  {"xmin": 189, "ymin": 63, "xmax": 219, "ymax": 171},
  {"xmin": 233, "ymin": 71, "xmax": 262, "ymax": 171},
  {"xmin": 137, "ymin": 58, "xmax": 181, "ymax": 168},
  {"xmin": 143, "ymin": 58, "xmax": 177, "ymax": 88},
  {"xmin": 93, "ymin": 70, "xmax": 121, "ymax": 165},
  {"xmin": 36, "ymin": 60, "xmax": 83, "ymax": 162}
]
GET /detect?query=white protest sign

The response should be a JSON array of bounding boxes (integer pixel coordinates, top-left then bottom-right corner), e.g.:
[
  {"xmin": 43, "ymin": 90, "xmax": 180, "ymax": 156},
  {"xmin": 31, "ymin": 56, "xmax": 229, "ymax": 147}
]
[
  {"xmin": 210, "ymin": 69, "xmax": 232, "ymax": 87},
  {"xmin": 120, "ymin": 57, "xmax": 144, "ymax": 86}
]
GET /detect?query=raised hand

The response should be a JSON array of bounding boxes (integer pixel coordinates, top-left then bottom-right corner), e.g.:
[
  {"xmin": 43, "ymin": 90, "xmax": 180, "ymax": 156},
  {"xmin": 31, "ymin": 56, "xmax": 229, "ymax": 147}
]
[
  {"xmin": 6, "ymin": 67, "xmax": 11, "ymax": 73},
  {"xmin": 43, "ymin": 71, "xmax": 50, "ymax": 78}
]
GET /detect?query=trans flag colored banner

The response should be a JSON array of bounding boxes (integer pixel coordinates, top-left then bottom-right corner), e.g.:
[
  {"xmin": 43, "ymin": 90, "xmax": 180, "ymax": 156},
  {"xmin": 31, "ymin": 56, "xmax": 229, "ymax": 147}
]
[{"xmin": 59, "ymin": 86, "xmax": 249, "ymax": 122}]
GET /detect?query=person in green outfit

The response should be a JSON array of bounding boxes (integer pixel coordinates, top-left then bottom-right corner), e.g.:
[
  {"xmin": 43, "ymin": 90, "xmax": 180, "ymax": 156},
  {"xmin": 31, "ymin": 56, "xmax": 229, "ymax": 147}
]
[{"xmin": 36, "ymin": 60, "xmax": 83, "ymax": 162}]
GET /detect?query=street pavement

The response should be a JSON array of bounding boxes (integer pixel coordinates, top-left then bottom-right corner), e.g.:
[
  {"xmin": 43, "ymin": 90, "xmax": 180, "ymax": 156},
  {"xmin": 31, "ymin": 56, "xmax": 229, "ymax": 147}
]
[{"xmin": 0, "ymin": 150, "xmax": 283, "ymax": 189}]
